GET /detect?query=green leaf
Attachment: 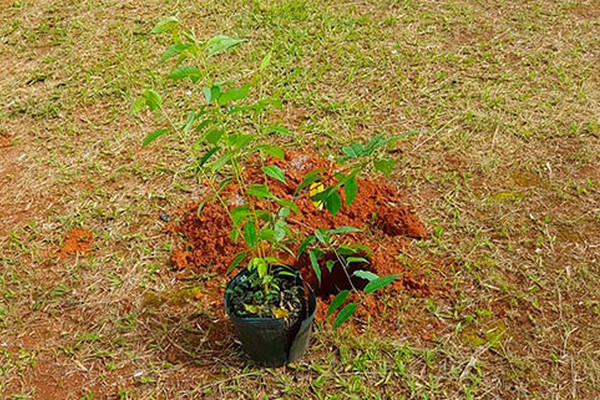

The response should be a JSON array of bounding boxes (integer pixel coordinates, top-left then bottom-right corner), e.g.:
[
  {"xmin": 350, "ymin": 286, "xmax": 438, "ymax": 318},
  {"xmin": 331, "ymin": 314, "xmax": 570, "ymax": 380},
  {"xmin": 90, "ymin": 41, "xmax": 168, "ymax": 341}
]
[
  {"xmin": 275, "ymin": 198, "xmax": 299, "ymax": 214},
  {"xmin": 314, "ymin": 228, "xmax": 329, "ymax": 244},
  {"xmin": 327, "ymin": 290, "xmax": 350, "ymax": 317},
  {"xmin": 342, "ymin": 143, "xmax": 364, "ymax": 158},
  {"xmin": 331, "ymin": 226, "xmax": 362, "ymax": 235},
  {"xmin": 152, "ymin": 16, "xmax": 180, "ymax": 34},
  {"xmin": 258, "ymin": 209, "xmax": 277, "ymax": 220},
  {"xmin": 142, "ymin": 128, "xmax": 168, "ymax": 147},
  {"xmin": 263, "ymin": 257, "xmax": 280, "ymax": 265},
  {"xmin": 364, "ymin": 133, "xmax": 387, "ymax": 156},
  {"xmin": 143, "ymin": 89, "xmax": 162, "ymax": 111},
  {"xmin": 218, "ymin": 86, "xmax": 250, "ymax": 106},
  {"xmin": 363, "ymin": 274, "xmax": 399, "ymax": 294},
  {"xmin": 260, "ymin": 229, "xmax": 278, "ymax": 242},
  {"xmin": 197, "ymin": 147, "xmax": 219, "ymax": 168},
  {"xmin": 333, "ymin": 302, "xmax": 358, "ymax": 329},
  {"xmin": 209, "ymin": 151, "xmax": 233, "ymax": 173},
  {"xmin": 374, "ymin": 158, "xmax": 396, "ymax": 177},
  {"xmin": 229, "ymin": 227, "xmax": 239, "ymax": 243},
  {"xmin": 218, "ymin": 177, "xmax": 233, "ymax": 191},
  {"xmin": 183, "ymin": 112, "xmax": 196, "ymax": 133},
  {"xmin": 227, "ymin": 252, "xmax": 247, "ymax": 274},
  {"xmin": 130, "ymin": 96, "xmax": 146, "ymax": 115},
  {"xmin": 229, "ymin": 133, "xmax": 254, "ymax": 150},
  {"xmin": 256, "ymin": 258, "xmax": 267, "ymax": 279},
  {"xmin": 338, "ymin": 244, "xmax": 372, "ymax": 255},
  {"xmin": 206, "ymin": 35, "xmax": 246, "ymax": 57},
  {"xmin": 202, "ymin": 85, "xmax": 222, "ymax": 104},
  {"xmin": 273, "ymin": 219, "xmax": 287, "ymax": 240},
  {"xmin": 278, "ymin": 207, "xmax": 290, "ymax": 219},
  {"xmin": 196, "ymin": 200, "xmax": 206, "ymax": 216},
  {"xmin": 277, "ymin": 270, "xmax": 296, "ymax": 278},
  {"xmin": 244, "ymin": 304, "xmax": 258, "ymax": 314},
  {"xmin": 202, "ymin": 87, "xmax": 212, "ymax": 103},
  {"xmin": 325, "ymin": 259, "xmax": 335, "ymax": 272},
  {"xmin": 231, "ymin": 206, "xmax": 249, "ymax": 225},
  {"xmin": 344, "ymin": 176, "xmax": 358, "ymax": 206},
  {"xmin": 272, "ymin": 226, "xmax": 285, "ymax": 242},
  {"xmin": 264, "ymin": 125, "xmax": 291, "ymax": 135},
  {"xmin": 308, "ymin": 249, "xmax": 321, "ymax": 285},
  {"xmin": 352, "ymin": 270, "xmax": 378, "ymax": 281},
  {"xmin": 194, "ymin": 118, "xmax": 212, "ymax": 133},
  {"xmin": 278, "ymin": 242, "xmax": 296, "ymax": 257},
  {"xmin": 310, "ymin": 186, "xmax": 335, "ymax": 202},
  {"xmin": 260, "ymin": 51, "xmax": 272, "ymax": 72},
  {"xmin": 243, "ymin": 221, "xmax": 256, "ymax": 248},
  {"xmin": 256, "ymin": 144, "xmax": 285, "ymax": 160},
  {"xmin": 247, "ymin": 184, "xmax": 277, "ymax": 200},
  {"xmin": 297, "ymin": 236, "xmax": 315, "ymax": 256},
  {"xmin": 347, "ymin": 257, "xmax": 370, "ymax": 265},
  {"xmin": 160, "ymin": 42, "xmax": 192, "ymax": 63},
  {"xmin": 262, "ymin": 165, "xmax": 286, "ymax": 183},
  {"xmin": 168, "ymin": 65, "xmax": 202, "ymax": 82},
  {"xmin": 204, "ymin": 128, "xmax": 224, "ymax": 145},
  {"xmin": 295, "ymin": 168, "xmax": 324, "ymax": 195},
  {"xmin": 333, "ymin": 171, "xmax": 348, "ymax": 183},
  {"xmin": 326, "ymin": 190, "xmax": 342, "ymax": 216}
]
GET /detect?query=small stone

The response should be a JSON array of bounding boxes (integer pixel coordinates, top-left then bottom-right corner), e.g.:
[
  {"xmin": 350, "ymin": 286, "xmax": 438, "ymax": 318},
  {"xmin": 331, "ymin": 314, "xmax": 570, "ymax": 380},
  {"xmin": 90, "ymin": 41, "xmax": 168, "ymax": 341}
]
[{"xmin": 160, "ymin": 212, "xmax": 171, "ymax": 222}]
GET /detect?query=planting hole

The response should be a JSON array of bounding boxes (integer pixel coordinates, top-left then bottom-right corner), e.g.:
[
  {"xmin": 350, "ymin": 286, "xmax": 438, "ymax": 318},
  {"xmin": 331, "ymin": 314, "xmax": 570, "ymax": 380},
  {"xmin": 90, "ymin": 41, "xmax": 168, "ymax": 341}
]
[{"xmin": 295, "ymin": 251, "xmax": 374, "ymax": 298}]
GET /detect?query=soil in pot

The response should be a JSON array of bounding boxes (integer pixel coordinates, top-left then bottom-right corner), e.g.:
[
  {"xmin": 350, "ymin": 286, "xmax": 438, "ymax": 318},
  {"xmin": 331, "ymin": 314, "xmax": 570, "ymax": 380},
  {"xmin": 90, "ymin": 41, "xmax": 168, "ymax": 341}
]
[
  {"xmin": 225, "ymin": 267, "xmax": 316, "ymax": 367},
  {"xmin": 226, "ymin": 268, "xmax": 305, "ymax": 324}
]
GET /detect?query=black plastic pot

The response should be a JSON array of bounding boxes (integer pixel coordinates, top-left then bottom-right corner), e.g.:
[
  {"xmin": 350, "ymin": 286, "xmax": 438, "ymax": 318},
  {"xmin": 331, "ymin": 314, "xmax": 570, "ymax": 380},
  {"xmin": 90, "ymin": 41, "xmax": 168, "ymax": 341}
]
[{"xmin": 224, "ymin": 266, "xmax": 316, "ymax": 367}]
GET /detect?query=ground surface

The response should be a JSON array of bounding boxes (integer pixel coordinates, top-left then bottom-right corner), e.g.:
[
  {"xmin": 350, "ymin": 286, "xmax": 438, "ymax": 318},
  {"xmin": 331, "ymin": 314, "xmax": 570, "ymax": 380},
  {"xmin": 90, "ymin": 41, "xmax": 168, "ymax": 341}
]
[{"xmin": 1, "ymin": 0, "xmax": 599, "ymax": 399}]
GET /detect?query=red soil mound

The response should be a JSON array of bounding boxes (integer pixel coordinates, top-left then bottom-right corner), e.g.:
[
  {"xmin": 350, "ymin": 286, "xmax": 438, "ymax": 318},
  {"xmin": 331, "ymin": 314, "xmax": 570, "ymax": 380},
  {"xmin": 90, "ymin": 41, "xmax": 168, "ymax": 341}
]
[{"xmin": 169, "ymin": 151, "xmax": 431, "ymax": 302}]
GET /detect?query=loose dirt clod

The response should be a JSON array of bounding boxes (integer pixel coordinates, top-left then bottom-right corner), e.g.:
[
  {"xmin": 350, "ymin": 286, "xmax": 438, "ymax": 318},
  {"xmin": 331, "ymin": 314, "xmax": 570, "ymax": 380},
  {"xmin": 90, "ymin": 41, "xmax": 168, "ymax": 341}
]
[
  {"xmin": 55, "ymin": 228, "xmax": 94, "ymax": 259},
  {"xmin": 169, "ymin": 151, "xmax": 432, "ymax": 307}
]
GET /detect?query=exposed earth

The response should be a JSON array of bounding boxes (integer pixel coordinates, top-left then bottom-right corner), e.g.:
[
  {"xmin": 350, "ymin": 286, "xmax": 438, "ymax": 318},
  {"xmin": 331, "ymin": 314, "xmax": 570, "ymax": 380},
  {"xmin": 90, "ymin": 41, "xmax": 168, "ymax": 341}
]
[{"xmin": 168, "ymin": 151, "xmax": 446, "ymax": 326}]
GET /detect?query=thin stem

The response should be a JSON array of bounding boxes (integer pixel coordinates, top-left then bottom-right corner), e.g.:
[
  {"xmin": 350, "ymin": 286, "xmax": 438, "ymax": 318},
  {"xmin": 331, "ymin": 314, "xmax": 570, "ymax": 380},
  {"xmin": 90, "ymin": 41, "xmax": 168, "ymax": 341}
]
[
  {"xmin": 331, "ymin": 243, "xmax": 359, "ymax": 292},
  {"xmin": 158, "ymin": 105, "xmax": 245, "ymax": 244},
  {"xmin": 215, "ymin": 105, "xmax": 265, "ymax": 259}
]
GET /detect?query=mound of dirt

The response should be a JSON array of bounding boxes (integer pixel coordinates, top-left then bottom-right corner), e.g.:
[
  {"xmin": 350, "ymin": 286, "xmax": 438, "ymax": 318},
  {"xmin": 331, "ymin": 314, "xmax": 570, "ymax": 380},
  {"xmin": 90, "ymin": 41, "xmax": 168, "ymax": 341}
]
[{"xmin": 168, "ymin": 150, "xmax": 432, "ymax": 303}]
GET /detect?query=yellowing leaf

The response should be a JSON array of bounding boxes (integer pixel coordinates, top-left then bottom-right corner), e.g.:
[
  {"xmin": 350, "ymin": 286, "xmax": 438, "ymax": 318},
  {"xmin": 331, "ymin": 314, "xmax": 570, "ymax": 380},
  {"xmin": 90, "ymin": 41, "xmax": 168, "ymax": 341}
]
[
  {"xmin": 309, "ymin": 182, "xmax": 325, "ymax": 210},
  {"xmin": 244, "ymin": 304, "xmax": 258, "ymax": 314},
  {"xmin": 272, "ymin": 307, "xmax": 290, "ymax": 319}
]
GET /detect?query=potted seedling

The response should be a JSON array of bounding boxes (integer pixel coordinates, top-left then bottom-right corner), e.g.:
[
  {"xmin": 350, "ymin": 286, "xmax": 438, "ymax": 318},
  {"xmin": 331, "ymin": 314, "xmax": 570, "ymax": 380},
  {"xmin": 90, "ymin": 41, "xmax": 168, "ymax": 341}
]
[{"xmin": 132, "ymin": 17, "xmax": 402, "ymax": 366}]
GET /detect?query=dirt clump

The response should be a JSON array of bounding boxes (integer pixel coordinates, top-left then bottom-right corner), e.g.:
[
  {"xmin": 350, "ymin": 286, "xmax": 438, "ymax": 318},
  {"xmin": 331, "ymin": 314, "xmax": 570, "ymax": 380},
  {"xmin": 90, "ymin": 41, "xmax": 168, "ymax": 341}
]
[
  {"xmin": 55, "ymin": 228, "xmax": 94, "ymax": 259},
  {"xmin": 168, "ymin": 150, "xmax": 433, "ymax": 310}
]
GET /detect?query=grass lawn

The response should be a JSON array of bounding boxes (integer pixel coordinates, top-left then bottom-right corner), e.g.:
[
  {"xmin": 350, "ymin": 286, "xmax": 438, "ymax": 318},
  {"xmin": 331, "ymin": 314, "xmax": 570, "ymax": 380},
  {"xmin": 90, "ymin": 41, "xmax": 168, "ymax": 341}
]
[{"xmin": 1, "ymin": 0, "xmax": 599, "ymax": 399}]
